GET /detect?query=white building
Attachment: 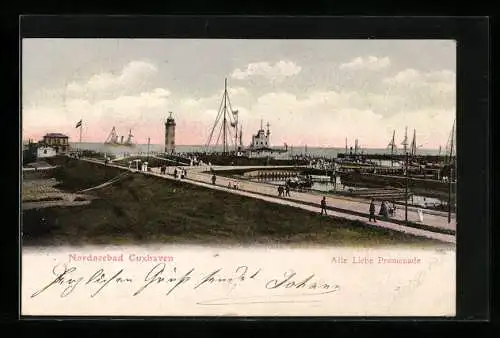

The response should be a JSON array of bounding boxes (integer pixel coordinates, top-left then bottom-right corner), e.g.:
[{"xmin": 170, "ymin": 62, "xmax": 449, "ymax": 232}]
[
  {"xmin": 37, "ymin": 146, "xmax": 57, "ymax": 158},
  {"xmin": 250, "ymin": 120, "xmax": 270, "ymax": 149}
]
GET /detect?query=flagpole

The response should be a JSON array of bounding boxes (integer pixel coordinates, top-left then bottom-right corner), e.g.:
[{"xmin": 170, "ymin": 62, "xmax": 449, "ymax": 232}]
[{"xmin": 79, "ymin": 121, "xmax": 82, "ymax": 145}]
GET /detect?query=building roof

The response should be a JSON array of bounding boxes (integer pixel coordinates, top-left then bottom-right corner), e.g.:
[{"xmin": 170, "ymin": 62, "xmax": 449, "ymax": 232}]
[{"xmin": 44, "ymin": 133, "xmax": 68, "ymax": 138}]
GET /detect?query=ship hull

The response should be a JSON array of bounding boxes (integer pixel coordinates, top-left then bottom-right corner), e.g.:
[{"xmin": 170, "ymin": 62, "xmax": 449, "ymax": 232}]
[{"xmin": 104, "ymin": 142, "xmax": 135, "ymax": 147}]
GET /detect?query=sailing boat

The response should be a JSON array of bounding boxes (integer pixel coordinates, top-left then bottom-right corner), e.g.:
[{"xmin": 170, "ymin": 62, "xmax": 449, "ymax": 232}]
[
  {"xmin": 104, "ymin": 127, "xmax": 135, "ymax": 147},
  {"xmin": 445, "ymin": 119, "xmax": 456, "ymax": 167},
  {"xmin": 401, "ymin": 126, "xmax": 409, "ymax": 154},
  {"xmin": 124, "ymin": 129, "xmax": 134, "ymax": 146},
  {"xmin": 410, "ymin": 129, "xmax": 417, "ymax": 157},
  {"xmin": 387, "ymin": 130, "xmax": 397, "ymax": 167},
  {"xmin": 387, "ymin": 130, "xmax": 397, "ymax": 154},
  {"xmin": 238, "ymin": 125, "xmax": 243, "ymax": 148}
]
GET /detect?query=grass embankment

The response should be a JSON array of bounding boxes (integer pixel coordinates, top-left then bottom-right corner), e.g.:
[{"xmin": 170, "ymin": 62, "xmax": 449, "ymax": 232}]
[{"xmin": 22, "ymin": 157, "xmax": 446, "ymax": 247}]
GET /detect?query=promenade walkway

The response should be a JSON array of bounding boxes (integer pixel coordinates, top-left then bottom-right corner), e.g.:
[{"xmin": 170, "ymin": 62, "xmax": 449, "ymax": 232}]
[
  {"xmin": 80, "ymin": 158, "xmax": 455, "ymax": 244},
  {"xmin": 183, "ymin": 166, "xmax": 456, "ymax": 232}
]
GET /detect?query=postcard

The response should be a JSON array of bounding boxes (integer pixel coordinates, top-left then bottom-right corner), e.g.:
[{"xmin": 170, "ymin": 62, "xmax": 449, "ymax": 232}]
[{"xmin": 21, "ymin": 38, "xmax": 457, "ymax": 317}]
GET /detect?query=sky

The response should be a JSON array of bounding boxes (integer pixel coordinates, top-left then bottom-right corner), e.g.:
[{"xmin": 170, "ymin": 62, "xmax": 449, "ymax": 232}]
[{"xmin": 22, "ymin": 39, "xmax": 456, "ymax": 149}]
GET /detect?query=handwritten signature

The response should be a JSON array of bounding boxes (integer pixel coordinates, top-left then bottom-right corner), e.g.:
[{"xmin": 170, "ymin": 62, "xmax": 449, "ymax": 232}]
[{"xmin": 30, "ymin": 263, "xmax": 340, "ymax": 305}]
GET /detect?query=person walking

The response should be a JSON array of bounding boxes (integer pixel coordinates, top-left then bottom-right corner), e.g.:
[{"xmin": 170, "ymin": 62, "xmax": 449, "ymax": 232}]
[
  {"xmin": 369, "ymin": 198, "xmax": 377, "ymax": 222},
  {"xmin": 285, "ymin": 185, "xmax": 290, "ymax": 197},
  {"xmin": 417, "ymin": 208, "xmax": 424, "ymax": 223},
  {"xmin": 379, "ymin": 201, "xmax": 389, "ymax": 220},
  {"xmin": 211, "ymin": 174, "xmax": 216, "ymax": 185},
  {"xmin": 278, "ymin": 185, "xmax": 284, "ymax": 197},
  {"xmin": 320, "ymin": 196, "xmax": 328, "ymax": 215}
]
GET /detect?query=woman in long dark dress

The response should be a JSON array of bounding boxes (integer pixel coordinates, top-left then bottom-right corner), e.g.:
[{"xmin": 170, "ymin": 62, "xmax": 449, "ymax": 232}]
[{"xmin": 379, "ymin": 201, "xmax": 389, "ymax": 219}]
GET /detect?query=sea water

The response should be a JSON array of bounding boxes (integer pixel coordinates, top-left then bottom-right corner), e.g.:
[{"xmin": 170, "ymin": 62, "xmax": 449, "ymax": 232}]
[{"xmin": 69, "ymin": 142, "xmax": 441, "ymax": 159}]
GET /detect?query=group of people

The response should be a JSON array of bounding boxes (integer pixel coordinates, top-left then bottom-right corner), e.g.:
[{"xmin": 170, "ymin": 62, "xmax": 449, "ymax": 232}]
[
  {"xmin": 277, "ymin": 185, "xmax": 291, "ymax": 197},
  {"xmin": 228, "ymin": 180, "xmax": 240, "ymax": 190},
  {"xmin": 369, "ymin": 199, "xmax": 396, "ymax": 222},
  {"xmin": 173, "ymin": 168, "xmax": 187, "ymax": 179},
  {"xmin": 156, "ymin": 166, "xmax": 187, "ymax": 179}
]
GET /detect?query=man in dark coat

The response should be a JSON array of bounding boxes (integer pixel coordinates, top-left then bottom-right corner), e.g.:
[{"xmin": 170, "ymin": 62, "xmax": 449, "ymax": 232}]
[
  {"xmin": 320, "ymin": 197, "xmax": 328, "ymax": 215},
  {"xmin": 369, "ymin": 198, "xmax": 377, "ymax": 222}
]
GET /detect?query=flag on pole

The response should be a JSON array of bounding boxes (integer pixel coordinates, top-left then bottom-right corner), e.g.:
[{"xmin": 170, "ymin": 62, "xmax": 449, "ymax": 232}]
[{"xmin": 75, "ymin": 120, "xmax": 82, "ymax": 128}]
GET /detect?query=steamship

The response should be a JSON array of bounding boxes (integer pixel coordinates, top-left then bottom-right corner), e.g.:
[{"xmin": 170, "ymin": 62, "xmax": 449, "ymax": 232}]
[
  {"xmin": 104, "ymin": 127, "xmax": 135, "ymax": 147},
  {"xmin": 242, "ymin": 120, "xmax": 288, "ymax": 158}
]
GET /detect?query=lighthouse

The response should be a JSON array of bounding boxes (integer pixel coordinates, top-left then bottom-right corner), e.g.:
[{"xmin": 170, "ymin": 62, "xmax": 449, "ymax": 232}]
[{"xmin": 164, "ymin": 112, "xmax": 176, "ymax": 154}]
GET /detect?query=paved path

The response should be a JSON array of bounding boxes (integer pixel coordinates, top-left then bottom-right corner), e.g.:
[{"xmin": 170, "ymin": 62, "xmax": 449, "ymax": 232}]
[
  {"xmin": 207, "ymin": 165, "xmax": 453, "ymax": 215},
  {"xmin": 182, "ymin": 166, "xmax": 456, "ymax": 232},
  {"xmin": 80, "ymin": 158, "xmax": 455, "ymax": 244}
]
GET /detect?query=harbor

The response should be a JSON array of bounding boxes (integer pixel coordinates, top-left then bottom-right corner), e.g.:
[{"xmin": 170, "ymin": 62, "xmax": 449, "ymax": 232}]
[
  {"xmin": 19, "ymin": 36, "xmax": 471, "ymax": 320},
  {"xmin": 23, "ymin": 78, "xmax": 457, "ymax": 245}
]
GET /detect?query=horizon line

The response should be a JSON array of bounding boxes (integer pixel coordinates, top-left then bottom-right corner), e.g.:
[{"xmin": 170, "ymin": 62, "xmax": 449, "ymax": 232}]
[{"xmin": 21, "ymin": 140, "xmax": 442, "ymax": 151}]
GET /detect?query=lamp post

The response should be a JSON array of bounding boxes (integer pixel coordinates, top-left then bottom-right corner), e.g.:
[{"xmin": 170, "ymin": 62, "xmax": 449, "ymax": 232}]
[
  {"xmin": 405, "ymin": 151, "xmax": 409, "ymax": 224},
  {"xmin": 147, "ymin": 137, "xmax": 150, "ymax": 163}
]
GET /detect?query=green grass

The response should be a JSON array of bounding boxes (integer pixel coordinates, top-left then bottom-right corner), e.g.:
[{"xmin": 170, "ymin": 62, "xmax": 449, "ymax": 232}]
[{"xmin": 22, "ymin": 158, "xmax": 448, "ymax": 247}]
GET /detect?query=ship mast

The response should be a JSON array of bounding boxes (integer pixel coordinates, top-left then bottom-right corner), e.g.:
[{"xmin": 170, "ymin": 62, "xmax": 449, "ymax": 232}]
[
  {"xmin": 205, "ymin": 78, "xmax": 238, "ymax": 155},
  {"xmin": 447, "ymin": 118, "xmax": 455, "ymax": 223},
  {"xmin": 266, "ymin": 122, "xmax": 270, "ymax": 148},
  {"xmin": 401, "ymin": 126, "xmax": 408, "ymax": 154},
  {"xmin": 105, "ymin": 126, "xmax": 118, "ymax": 144},
  {"xmin": 233, "ymin": 110, "xmax": 239, "ymax": 152},
  {"xmin": 388, "ymin": 130, "xmax": 396, "ymax": 166},
  {"xmin": 410, "ymin": 128, "xmax": 417, "ymax": 157},
  {"xmin": 126, "ymin": 129, "xmax": 133, "ymax": 144},
  {"xmin": 239, "ymin": 125, "xmax": 243, "ymax": 147},
  {"xmin": 223, "ymin": 78, "xmax": 227, "ymax": 154}
]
